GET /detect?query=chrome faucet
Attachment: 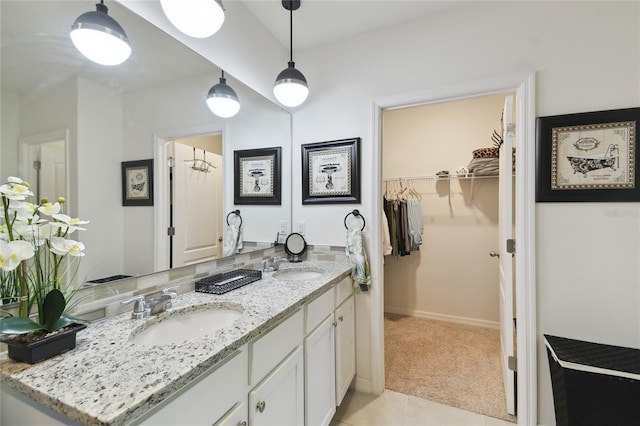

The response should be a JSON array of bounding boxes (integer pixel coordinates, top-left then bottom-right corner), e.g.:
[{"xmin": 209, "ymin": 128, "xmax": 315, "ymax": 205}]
[
  {"xmin": 147, "ymin": 294, "xmax": 173, "ymax": 315},
  {"xmin": 262, "ymin": 256, "xmax": 286, "ymax": 272},
  {"xmin": 121, "ymin": 295, "xmax": 150, "ymax": 319}
]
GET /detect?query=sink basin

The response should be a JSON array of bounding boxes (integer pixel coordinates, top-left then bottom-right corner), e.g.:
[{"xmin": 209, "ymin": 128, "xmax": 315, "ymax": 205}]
[
  {"xmin": 272, "ymin": 268, "xmax": 324, "ymax": 281},
  {"xmin": 131, "ymin": 307, "xmax": 242, "ymax": 347}
]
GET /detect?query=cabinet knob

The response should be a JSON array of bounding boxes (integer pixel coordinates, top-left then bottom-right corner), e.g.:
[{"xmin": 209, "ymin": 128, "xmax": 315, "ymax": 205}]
[
  {"xmin": 338, "ymin": 315, "xmax": 344, "ymax": 322},
  {"xmin": 332, "ymin": 321, "xmax": 338, "ymax": 327},
  {"xmin": 256, "ymin": 401, "xmax": 266, "ymax": 413},
  {"xmin": 237, "ymin": 422, "xmax": 247, "ymax": 426}
]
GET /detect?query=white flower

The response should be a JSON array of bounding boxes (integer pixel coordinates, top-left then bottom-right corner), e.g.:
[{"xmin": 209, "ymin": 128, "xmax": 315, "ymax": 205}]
[
  {"xmin": 38, "ymin": 202, "xmax": 61, "ymax": 216},
  {"xmin": 49, "ymin": 236, "xmax": 85, "ymax": 257},
  {"xmin": 51, "ymin": 214, "xmax": 89, "ymax": 234},
  {"xmin": 0, "ymin": 178, "xmax": 34, "ymax": 200},
  {"xmin": 0, "ymin": 240, "xmax": 35, "ymax": 272}
]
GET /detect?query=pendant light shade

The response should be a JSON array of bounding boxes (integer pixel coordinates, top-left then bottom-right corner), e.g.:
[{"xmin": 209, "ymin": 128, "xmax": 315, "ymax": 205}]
[
  {"xmin": 274, "ymin": 0, "xmax": 308, "ymax": 108},
  {"xmin": 161, "ymin": 0, "xmax": 225, "ymax": 38},
  {"xmin": 274, "ymin": 61, "xmax": 309, "ymax": 108},
  {"xmin": 70, "ymin": 1, "xmax": 131, "ymax": 66},
  {"xmin": 206, "ymin": 71, "xmax": 240, "ymax": 118}
]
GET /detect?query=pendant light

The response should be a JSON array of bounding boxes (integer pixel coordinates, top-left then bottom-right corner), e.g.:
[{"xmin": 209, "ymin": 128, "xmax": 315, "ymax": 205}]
[
  {"xmin": 161, "ymin": 0, "xmax": 225, "ymax": 39},
  {"xmin": 70, "ymin": 1, "xmax": 131, "ymax": 66},
  {"xmin": 206, "ymin": 71, "xmax": 240, "ymax": 118},
  {"xmin": 273, "ymin": 0, "xmax": 308, "ymax": 108}
]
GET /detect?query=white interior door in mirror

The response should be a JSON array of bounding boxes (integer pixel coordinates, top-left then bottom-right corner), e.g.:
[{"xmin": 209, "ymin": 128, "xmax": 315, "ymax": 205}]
[{"xmin": 172, "ymin": 141, "xmax": 223, "ymax": 266}]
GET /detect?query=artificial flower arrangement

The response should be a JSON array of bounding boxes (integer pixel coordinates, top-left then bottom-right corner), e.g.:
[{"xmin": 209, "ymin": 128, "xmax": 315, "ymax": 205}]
[{"xmin": 0, "ymin": 176, "xmax": 89, "ymax": 341}]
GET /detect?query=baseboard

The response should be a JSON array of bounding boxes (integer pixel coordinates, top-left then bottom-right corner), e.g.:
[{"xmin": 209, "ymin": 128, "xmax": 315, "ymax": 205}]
[
  {"xmin": 384, "ymin": 306, "xmax": 500, "ymax": 329},
  {"xmin": 353, "ymin": 376, "xmax": 373, "ymax": 394}
]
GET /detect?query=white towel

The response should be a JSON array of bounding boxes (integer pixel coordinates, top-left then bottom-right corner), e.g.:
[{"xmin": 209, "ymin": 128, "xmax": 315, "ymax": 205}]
[
  {"xmin": 345, "ymin": 228, "xmax": 371, "ymax": 291},
  {"xmin": 222, "ymin": 224, "xmax": 243, "ymax": 257}
]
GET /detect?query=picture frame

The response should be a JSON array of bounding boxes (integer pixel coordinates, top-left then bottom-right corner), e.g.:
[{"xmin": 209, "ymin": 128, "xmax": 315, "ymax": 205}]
[
  {"xmin": 234, "ymin": 147, "xmax": 281, "ymax": 205},
  {"xmin": 302, "ymin": 137, "xmax": 361, "ymax": 204},
  {"xmin": 121, "ymin": 159, "xmax": 153, "ymax": 206},
  {"xmin": 536, "ymin": 107, "xmax": 639, "ymax": 202}
]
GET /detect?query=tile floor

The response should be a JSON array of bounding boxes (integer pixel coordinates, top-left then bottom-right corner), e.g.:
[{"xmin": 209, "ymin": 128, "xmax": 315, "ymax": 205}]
[{"xmin": 331, "ymin": 389, "xmax": 515, "ymax": 426}]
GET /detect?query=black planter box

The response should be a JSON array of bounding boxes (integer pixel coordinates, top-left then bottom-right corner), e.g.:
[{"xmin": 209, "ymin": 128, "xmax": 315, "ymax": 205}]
[
  {"xmin": 2, "ymin": 323, "xmax": 87, "ymax": 364},
  {"xmin": 544, "ymin": 334, "xmax": 640, "ymax": 426}
]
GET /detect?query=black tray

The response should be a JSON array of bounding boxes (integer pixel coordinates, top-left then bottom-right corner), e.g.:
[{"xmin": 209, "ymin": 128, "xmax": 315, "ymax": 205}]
[{"xmin": 195, "ymin": 269, "xmax": 262, "ymax": 295}]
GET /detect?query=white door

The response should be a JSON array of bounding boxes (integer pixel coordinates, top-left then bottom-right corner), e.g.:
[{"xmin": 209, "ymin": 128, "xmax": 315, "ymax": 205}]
[
  {"xmin": 499, "ymin": 95, "xmax": 516, "ymax": 415},
  {"xmin": 304, "ymin": 314, "xmax": 336, "ymax": 426},
  {"xmin": 335, "ymin": 295, "xmax": 356, "ymax": 406},
  {"xmin": 39, "ymin": 141, "xmax": 66, "ymax": 201},
  {"xmin": 172, "ymin": 142, "xmax": 223, "ymax": 267}
]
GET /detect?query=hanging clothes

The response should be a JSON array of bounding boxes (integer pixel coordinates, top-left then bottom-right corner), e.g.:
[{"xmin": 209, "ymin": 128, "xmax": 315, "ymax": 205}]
[
  {"xmin": 382, "ymin": 208, "xmax": 392, "ymax": 256},
  {"xmin": 406, "ymin": 198, "xmax": 424, "ymax": 250},
  {"xmin": 383, "ymin": 179, "xmax": 424, "ymax": 256}
]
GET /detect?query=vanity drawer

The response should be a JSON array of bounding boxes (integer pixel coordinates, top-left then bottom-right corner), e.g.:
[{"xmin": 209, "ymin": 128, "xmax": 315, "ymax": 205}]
[
  {"xmin": 305, "ymin": 287, "xmax": 334, "ymax": 334},
  {"xmin": 249, "ymin": 309, "xmax": 303, "ymax": 386},
  {"xmin": 335, "ymin": 276, "xmax": 353, "ymax": 307}
]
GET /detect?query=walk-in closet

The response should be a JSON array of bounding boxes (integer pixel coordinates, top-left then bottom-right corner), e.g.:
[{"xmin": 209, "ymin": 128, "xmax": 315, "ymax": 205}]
[{"xmin": 382, "ymin": 93, "xmax": 516, "ymax": 423}]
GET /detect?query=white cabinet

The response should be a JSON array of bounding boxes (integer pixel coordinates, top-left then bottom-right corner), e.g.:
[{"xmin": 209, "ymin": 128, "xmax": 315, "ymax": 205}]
[
  {"xmin": 304, "ymin": 276, "xmax": 355, "ymax": 426},
  {"xmin": 335, "ymin": 294, "xmax": 355, "ymax": 406},
  {"xmin": 137, "ymin": 346, "xmax": 248, "ymax": 426},
  {"xmin": 304, "ymin": 315, "xmax": 336, "ymax": 426},
  {"xmin": 249, "ymin": 347, "xmax": 304, "ymax": 426}
]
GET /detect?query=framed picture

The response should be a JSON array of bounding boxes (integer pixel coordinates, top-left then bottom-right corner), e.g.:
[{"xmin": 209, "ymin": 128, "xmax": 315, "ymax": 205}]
[
  {"xmin": 234, "ymin": 147, "xmax": 281, "ymax": 205},
  {"xmin": 121, "ymin": 159, "xmax": 153, "ymax": 206},
  {"xmin": 302, "ymin": 137, "xmax": 361, "ymax": 204},
  {"xmin": 536, "ymin": 107, "xmax": 639, "ymax": 202}
]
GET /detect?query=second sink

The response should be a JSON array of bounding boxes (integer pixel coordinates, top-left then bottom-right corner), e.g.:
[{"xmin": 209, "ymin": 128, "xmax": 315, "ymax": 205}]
[
  {"xmin": 272, "ymin": 268, "xmax": 324, "ymax": 281},
  {"xmin": 131, "ymin": 305, "xmax": 243, "ymax": 347}
]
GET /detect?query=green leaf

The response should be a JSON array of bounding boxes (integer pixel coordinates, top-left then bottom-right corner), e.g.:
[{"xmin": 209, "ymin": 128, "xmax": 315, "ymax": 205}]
[
  {"xmin": 0, "ymin": 317, "xmax": 42, "ymax": 334},
  {"xmin": 42, "ymin": 289, "xmax": 66, "ymax": 331},
  {"xmin": 49, "ymin": 315, "xmax": 75, "ymax": 332}
]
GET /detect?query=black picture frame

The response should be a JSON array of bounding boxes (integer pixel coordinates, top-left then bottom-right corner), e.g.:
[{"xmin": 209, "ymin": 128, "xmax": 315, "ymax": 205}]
[
  {"xmin": 121, "ymin": 159, "xmax": 153, "ymax": 206},
  {"xmin": 536, "ymin": 107, "xmax": 639, "ymax": 202},
  {"xmin": 234, "ymin": 147, "xmax": 282, "ymax": 205},
  {"xmin": 302, "ymin": 137, "xmax": 361, "ymax": 204}
]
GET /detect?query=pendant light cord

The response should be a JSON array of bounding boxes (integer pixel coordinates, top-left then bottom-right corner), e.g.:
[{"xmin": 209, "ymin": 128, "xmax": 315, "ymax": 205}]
[{"xmin": 289, "ymin": 6, "xmax": 293, "ymax": 63}]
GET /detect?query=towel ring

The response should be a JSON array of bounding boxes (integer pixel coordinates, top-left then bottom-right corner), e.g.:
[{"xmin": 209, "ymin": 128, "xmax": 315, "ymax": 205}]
[
  {"xmin": 344, "ymin": 209, "xmax": 365, "ymax": 231},
  {"xmin": 226, "ymin": 209, "xmax": 242, "ymax": 226}
]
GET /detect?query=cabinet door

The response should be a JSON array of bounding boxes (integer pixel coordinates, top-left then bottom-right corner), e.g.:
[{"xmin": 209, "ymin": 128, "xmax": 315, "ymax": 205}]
[
  {"xmin": 215, "ymin": 402, "xmax": 247, "ymax": 426},
  {"xmin": 304, "ymin": 315, "xmax": 336, "ymax": 426},
  {"xmin": 250, "ymin": 347, "xmax": 304, "ymax": 426},
  {"xmin": 335, "ymin": 295, "xmax": 355, "ymax": 406}
]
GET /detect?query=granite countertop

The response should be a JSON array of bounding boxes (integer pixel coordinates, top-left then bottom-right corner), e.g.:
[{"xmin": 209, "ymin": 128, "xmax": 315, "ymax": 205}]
[{"xmin": 0, "ymin": 261, "xmax": 351, "ymax": 426}]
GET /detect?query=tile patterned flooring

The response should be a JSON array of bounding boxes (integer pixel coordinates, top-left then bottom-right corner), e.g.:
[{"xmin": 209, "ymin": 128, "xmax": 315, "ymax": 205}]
[{"xmin": 331, "ymin": 389, "xmax": 515, "ymax": 426}]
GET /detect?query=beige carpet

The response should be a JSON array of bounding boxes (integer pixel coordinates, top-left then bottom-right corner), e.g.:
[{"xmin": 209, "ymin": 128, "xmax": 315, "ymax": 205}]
[{"xmin": 384, "ymin": 313, "xmax": 516, "ymax": 423}]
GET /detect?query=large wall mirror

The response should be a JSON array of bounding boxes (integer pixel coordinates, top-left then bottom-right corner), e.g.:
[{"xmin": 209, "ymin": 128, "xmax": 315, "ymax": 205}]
[{"xmin": 0, "ymin": 0, "xmax": 291, "ymax": 287}]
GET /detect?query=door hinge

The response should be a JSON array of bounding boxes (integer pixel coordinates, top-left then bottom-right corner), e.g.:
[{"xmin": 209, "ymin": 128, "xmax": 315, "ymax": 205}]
[
  {"xmin": 167, "ymin": 156, "xmax": 175, "ymax": 167},
  {"xmin": 167, "ymin": 227, "xmax": 175, "ymax": 236},
  {"xmin": 508, "ymin": 356, "xmax": 517, "ymax": 372},
  {"xmin": 506, "ymin": 239, "xmax": 515, "ymax": 254},
  {"xmin": 506, "ymin": 122, "xmax": 516, "ymax": 137}
]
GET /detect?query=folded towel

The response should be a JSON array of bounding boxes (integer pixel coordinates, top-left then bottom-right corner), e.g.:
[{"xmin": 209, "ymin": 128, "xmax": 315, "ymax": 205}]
[
  {"xmin": 222, "ymin": 224, "xmax": 243, "ymax": 257},
  {"xmin": 346, "ymin": 228, "xmax": 371, "ymax": 291}
]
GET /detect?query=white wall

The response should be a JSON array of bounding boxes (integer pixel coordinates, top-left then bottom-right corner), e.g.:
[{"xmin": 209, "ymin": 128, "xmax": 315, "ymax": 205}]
[
  {"xmin": 0, "ymin": 90, "xmax": 20, "ymax": 179},
  {"xmin": 76, "ymin": 78, "xmax": 125, "ymax": 282},
  {"xmin": 383, "ymin": 94, "xmax": 508, "ymax": 325},
  {"xmin": 290, "ymin": 2, "xmax": 639, "ymax": 424}
]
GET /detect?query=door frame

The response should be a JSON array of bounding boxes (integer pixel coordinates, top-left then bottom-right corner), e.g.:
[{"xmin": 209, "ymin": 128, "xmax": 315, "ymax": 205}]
[
  {"xmin": 153, "ymin": 124, "xmax": 226, "ymax": 272},
  {"xmin": 370, "ymin": 72, "xmax": 537, "ymax": 425}
]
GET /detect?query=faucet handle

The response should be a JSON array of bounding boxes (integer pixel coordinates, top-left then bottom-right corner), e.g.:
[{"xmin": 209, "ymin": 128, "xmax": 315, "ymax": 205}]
[
  {"xmin": 121, "ymin": 296, "xmax": 149, "ymax": 319},
  {"xmin": 161, "ymin": 286, "xmax": 179, "ymax": 299}
]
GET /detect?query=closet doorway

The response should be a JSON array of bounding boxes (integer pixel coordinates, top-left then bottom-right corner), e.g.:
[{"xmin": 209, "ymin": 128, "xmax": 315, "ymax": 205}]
[{"xmin": 381, "ymin": 93, "xmax": 516, "ymax": 423}]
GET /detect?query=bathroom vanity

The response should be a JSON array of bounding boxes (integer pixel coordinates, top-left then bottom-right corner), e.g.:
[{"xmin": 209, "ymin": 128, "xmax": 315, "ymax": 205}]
[{"xmin": 0, "ymin": 261, "xmax": 354, "ymax": 426}]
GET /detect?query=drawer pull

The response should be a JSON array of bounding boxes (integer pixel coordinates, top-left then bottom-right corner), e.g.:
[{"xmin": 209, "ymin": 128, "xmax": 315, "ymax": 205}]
[
  {"xmin": 332, "ymin": 321, "xmax": 338, "ymax": 327},
  {"xmin": 338, "ymin": 315, "xmax": 344, "ymax": 322},
  {"xmin": 237, "ymin": 422, "xmax": 247, "ymax": 426},
  {"xmin": 256, "ymin": 401, "xmax": 266, "ymax": 413}
]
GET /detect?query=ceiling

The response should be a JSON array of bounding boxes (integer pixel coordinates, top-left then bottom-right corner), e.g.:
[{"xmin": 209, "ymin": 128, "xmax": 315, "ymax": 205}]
[{"xmin": 240, "ymin": 0, "xmax": 464, "ymax": 51}]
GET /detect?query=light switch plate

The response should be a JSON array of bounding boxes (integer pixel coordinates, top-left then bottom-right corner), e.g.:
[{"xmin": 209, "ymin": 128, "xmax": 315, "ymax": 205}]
[
  {"xmin": 279, "ymin": 220, "xmax": 288, "ymax": 235},
  {"xmin": 296, "ymin": 221, "xmax": 305, "ymax": 235}
]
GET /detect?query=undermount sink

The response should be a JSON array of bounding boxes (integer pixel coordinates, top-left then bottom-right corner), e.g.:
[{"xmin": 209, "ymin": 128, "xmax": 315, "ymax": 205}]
[
  {"xmin": 131, "ymin": 306, "xmax": 243, "ymax": 347},
  {"xmin": 272, "ymin": 268, "xmax": 324, "ymax": 281}
]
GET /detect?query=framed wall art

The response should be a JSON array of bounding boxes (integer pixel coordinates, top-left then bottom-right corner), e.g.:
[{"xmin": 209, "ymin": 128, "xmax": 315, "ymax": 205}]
[
  {"xmin": 302, "ymin": 137, "xmax": 361, "ymax": 204},
  {"xmin": 121, "ymin": 159, "xmax": 153, "ymax": 206},
  {"xmin": 536, "ymin": 107, "xmax": 639, "ymax": 202},
  {"xmin": 234, "ymin": 147, "xmax": 281, "ymax": 205}
]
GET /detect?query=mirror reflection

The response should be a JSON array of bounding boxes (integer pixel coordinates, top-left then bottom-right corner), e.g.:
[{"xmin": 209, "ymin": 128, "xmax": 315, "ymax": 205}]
[{"xmin": 1, "ymin": 0, "xmax": 291, "ymax": 286}]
